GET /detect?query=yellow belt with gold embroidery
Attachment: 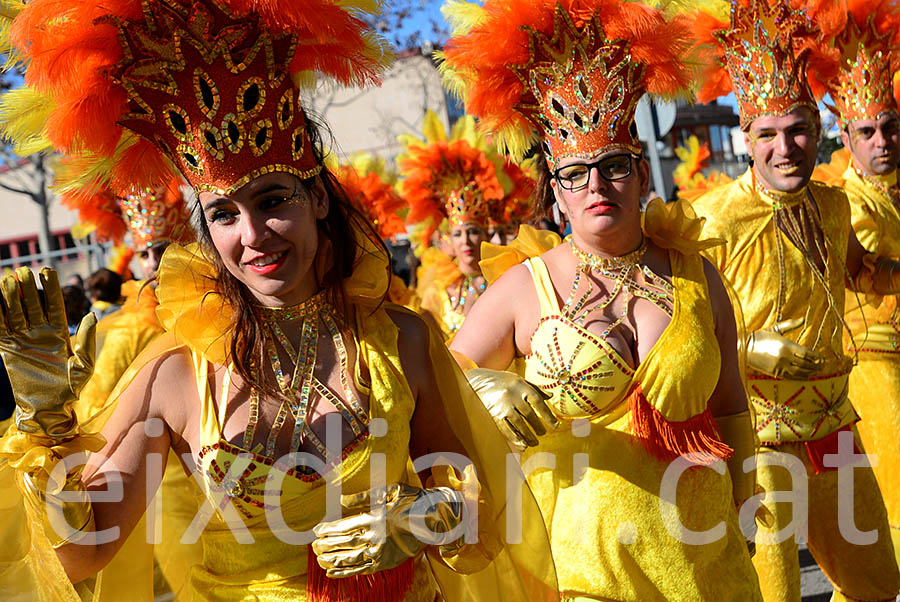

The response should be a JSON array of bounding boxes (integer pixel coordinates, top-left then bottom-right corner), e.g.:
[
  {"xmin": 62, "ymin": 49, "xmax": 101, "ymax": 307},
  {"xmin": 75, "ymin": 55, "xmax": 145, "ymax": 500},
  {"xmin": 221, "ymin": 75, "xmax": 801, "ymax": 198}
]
[
  {"xmin": 848, "ymin": 322, "xmax": 900, "ymax": 354},
  {"xmin": 747, "ymin": 369, "xmax": 858, "ymax": 445}
]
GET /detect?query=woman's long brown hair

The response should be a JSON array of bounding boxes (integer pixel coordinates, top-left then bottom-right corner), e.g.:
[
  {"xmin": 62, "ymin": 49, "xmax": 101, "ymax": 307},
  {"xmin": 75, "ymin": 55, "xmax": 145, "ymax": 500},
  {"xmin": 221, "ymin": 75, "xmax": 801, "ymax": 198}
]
[{"xmin": 191, "ymin": 109, "xmax": 389, "ymax": 396}]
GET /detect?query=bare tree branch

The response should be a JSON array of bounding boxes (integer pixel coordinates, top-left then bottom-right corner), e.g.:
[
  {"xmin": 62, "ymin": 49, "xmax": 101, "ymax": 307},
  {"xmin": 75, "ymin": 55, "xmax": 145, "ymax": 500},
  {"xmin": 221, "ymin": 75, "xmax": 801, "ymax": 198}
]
[{"xmin": 0, "ymin": 179, "xmax": 32, "ymax": 197}]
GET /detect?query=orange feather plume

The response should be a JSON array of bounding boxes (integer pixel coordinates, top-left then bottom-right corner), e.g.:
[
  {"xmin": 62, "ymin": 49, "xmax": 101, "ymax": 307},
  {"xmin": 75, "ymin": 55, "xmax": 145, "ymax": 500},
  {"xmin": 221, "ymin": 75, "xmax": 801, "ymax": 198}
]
[
  {"xmin": 335, "ymin": 166, "xmax": 408, "ymax": 241},
  {"xmin": 400, "ymin": 138, "xmax": 504, "ymax": 247},
  {"xmin": 8, "ymin": 0, "xmax": 388, "ymax": 197},
  {"xmin": 442, "ymin": 0, "xmax": 696, "ymax": 159}
]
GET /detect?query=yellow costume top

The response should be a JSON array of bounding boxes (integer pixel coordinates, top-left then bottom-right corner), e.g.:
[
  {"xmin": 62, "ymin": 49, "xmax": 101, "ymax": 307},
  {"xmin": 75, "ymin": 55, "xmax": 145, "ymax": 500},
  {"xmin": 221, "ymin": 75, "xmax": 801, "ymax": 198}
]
[
  {"xmin": 482, "ymin": 203, "xmax": 761, "ymax": 601},
  {"xmin": 0, "ymin": 238, "xmax": 557, "ymax": 602},
  {"xmin": 838, "ymin": 163, "xmax": 900, "ymax": 352},
  {"xmin": 691, "ymin": 170, "xmax": 858, "ymax": 448},
  {"xmin": 416, "ymin": 248, "xmax": 475, "ymax": 340}
]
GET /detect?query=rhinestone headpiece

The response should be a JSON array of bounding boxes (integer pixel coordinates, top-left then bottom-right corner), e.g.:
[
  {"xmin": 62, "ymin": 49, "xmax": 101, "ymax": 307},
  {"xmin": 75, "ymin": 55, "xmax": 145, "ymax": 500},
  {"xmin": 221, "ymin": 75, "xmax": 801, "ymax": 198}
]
[
  {"xmin": 3, "ymin": 0, "xmax": 387, "ymax": 200},
  {"xmin": 119, "ymin": 186, "xmax": 193, "ymax": 248},
  {"xmin": 826, "ymin": 15, "xmax": 899, "ymax": 125},
  {"xmin": 715, "ymin": 0, "xmax": 820, "ymax": 129},
  {"xmin": 110, "ymin": 0, "xmax": 319, "ymax": 194},
  {"xmin": 511, "ymin": 6, "xmax": 644, "ymax": 167}
]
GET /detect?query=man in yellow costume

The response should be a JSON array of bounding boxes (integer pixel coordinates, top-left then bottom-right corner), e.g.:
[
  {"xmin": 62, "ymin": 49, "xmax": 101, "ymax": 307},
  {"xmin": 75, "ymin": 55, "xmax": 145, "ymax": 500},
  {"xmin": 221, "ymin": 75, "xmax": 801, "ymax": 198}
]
[
  {"xmin": 806, "ymin": 0, "xmax": 900, "ymax": 566},
  {"xmin": 691, "ymin": 0, "xmax": 900, "ymax": 599}
]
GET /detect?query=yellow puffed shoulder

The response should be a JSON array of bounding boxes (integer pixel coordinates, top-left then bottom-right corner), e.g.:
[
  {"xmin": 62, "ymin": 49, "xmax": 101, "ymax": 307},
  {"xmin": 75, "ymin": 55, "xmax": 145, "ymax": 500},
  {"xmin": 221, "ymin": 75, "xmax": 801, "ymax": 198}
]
[
  {"xmin": 155, "ymin": 242, "xmax": 233, "ymax": 366},
  {"xmin": 642, "ymin": 197, "xmax": 723, "ymax": 255},
  {"xmin": 480, "ymin": 225, "xmax": 562, "ymax": 284}
]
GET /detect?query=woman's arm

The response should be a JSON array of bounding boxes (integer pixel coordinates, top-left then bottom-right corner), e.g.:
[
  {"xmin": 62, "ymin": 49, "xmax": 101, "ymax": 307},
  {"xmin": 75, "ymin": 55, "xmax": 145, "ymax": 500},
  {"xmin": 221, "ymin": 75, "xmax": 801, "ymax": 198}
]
[
  {"xmin": 703, "ymin": 260, "xmax": 749, "ymax": 418},
  {"xmin": 388, "ymin": 307, "xmax": 470, "ymax": 466},
  {"xmin": 57, "ymin": 348, "xmax": 195, "ymax": 583},
  {"xmin": 449, "ymin": 263, "xmax": 531, "ymax": 369}
]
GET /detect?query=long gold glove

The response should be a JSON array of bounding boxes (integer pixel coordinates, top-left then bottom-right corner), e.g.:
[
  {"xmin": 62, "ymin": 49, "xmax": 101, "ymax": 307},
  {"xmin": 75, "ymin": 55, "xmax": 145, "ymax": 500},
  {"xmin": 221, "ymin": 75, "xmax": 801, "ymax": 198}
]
[
  {"xmin": 717, "ymin": 410, "xmax": 756, "ymax": 509},
  {"xmin": 311, "ymin": 483, "xmax": 465, "ymax": 577},
  {"xmin": 0, "ymin": 267, "xmax": 97, "ymax": 440},
  {"xmin": 746, "ymin": 318, "xmax": 823, "ymax": 379},
  {"xmin": 465, "ymin": 368, "xmax": 559, "ymax": 449},
  {"xmin": 22, "ymin": 467, "xmax": 95, "ymax": 548}
]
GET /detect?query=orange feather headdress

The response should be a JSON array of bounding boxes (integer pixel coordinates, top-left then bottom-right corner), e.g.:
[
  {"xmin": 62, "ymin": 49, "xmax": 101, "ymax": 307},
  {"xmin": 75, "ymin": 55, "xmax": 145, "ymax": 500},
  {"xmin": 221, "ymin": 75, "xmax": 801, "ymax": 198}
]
[
  {"xmin": 399, "ymin": 110, "xmax": 508, "ymax": 247},
  {"xmin": 334, "ymin": 155, "xmax": 407, "ymax": 241},
  {"xmin": 690, "ymin": 0, "xmax": 828, "ymax": 129},
  {"xmin": 62, "ymin": 175, "xmax": 193, "ymax": 249},
  {"xmin": 3, "ymin": 0, "xmax": 389, "ymax": 199},
  {"xmin": 805, "ymin": 0, "xmax": 900, "ymax": 125},
  {"xmin": 492, "ymin": 159, "xmax": 536, "ymax": 228},
  {"xmin": 440, "ymin": 0, "xmax": 696, "ymax": 168}
]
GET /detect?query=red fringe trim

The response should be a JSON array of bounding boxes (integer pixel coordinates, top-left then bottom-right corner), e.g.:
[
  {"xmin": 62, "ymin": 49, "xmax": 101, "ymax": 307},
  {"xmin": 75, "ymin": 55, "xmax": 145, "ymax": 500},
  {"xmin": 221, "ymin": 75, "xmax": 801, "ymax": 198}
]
[
  {"xmin": 804, "ymin": 425, "xmax": 861, "ymax": 475},
  {"xmin": 306, "ymin": 551, "xmax": 415, "ymax": 602},
  {"xmin": 628, "ymin": 384, "xmax": 734, "ymax": 466}
]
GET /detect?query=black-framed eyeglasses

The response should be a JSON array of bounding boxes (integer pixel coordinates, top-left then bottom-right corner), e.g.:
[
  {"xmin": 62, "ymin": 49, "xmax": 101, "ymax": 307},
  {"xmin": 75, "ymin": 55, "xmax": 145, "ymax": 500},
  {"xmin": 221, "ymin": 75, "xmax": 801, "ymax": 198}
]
[{"xmin": 553, "ymin": 153, "xmax": 636, "ymax": 191}]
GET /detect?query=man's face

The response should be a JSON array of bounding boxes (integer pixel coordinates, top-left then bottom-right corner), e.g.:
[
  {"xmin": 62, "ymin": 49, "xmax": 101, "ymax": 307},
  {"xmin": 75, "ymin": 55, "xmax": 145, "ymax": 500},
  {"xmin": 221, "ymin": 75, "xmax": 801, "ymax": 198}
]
[
  {"xmin": 745, "ymin": 107, "xmax": 819, "ymax": 193},
  {"xmin": 841, "ymin": 112, "xmax": 900, "ymax": 177}
]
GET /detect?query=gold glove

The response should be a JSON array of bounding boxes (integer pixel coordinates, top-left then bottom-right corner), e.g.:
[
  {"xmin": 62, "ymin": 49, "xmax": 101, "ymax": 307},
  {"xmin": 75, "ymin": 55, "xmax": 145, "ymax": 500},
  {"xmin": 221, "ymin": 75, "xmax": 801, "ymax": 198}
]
[
  {"xmin": 22, "ymin": 466, "xmax": 95, "ymax": 548},
  {"xmin": 311, "ymin": 483, "xmax": 465, "ymax": 578},
  {"xmin": 746, "ymin": 318, "xmax": 823, "ymax": 379},
  {"xmin": 0, "ymin": 267, "xmax": 97, "ymax": 440},
  {"xmin": 465, "ymin": 368, "xmax": 559, "ymax": 449},
  {"xmin": 717, "ymin": 410, "xmax": 756, "ymax": 509}
]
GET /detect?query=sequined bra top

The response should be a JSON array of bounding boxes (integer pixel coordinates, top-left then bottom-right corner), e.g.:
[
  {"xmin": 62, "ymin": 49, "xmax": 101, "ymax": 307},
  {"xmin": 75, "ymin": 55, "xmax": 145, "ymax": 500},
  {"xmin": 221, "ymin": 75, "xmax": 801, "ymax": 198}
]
[{"xmin": 523, "ymin": 258, "xmax": 635, "ymax": 419}]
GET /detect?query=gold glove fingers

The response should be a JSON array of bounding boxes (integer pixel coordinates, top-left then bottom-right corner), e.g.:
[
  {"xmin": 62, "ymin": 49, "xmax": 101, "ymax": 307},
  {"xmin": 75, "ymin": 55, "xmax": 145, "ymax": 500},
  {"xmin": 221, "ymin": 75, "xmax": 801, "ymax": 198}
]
[
  {"xmin": 312, "ymin": 483, "xmax": 465, "ymax": 578},
  {"xmin": 747, "ymin": 320, "xmax": 823, "ymax": 379},
  {"xmin": 465, "ymin": 368, "xmax": 559, "ymax": 449},
  {"xmin": 0, "ymin": 267, "xmax": 97, "ymax": 439},
  {"xmin": 23, "ymin": 469, "xmax": 95, "ymax": 549}
]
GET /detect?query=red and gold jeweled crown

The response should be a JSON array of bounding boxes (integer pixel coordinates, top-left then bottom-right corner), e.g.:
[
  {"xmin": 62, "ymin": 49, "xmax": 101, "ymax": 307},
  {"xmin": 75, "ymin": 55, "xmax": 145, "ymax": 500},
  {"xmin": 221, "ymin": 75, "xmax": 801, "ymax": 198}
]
[
  {"xmin": 334, "ymin": 154, "xmax": 408, "ymax": 241},
  {"xmin": 2, "ymin": 0, "xmax": 389, "ymax": 198},
  {"xmin": 692, "ymin": 0, "xmax": 823, "ymax": 129},
  {"xmin": 440, "ymin": 0, "xmax": 696, "ymax": 168},
  {"xmin": 62, "ymin": 176, "xmax": 193, "ymax": 249},
  {"xmin": 399, "ymin": 110, "xmax": 508, "ymax": 247},
  {"xmin": 806, "ymin": 0, "xmax": 900, "ymax": 125}
]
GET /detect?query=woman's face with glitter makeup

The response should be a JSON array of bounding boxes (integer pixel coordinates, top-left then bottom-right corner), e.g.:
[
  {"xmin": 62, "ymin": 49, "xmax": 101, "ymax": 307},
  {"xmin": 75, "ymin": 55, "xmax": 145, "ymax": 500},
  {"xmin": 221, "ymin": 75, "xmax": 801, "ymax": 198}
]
[{"xmin": 199, "ymin": 172, "xmax": 329, "ymax": 306}]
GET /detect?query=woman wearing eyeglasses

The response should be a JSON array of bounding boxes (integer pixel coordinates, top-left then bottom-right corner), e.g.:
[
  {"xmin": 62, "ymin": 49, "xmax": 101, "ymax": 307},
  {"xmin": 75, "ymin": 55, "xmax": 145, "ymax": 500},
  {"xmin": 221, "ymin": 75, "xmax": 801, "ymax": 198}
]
[
  {"xmin": 442, "ymin": 0, "xmax": 763, "ymax": 598},
  {"xmin": 400, "ymin": 112, "xmax": 507, "ymax": 340}
]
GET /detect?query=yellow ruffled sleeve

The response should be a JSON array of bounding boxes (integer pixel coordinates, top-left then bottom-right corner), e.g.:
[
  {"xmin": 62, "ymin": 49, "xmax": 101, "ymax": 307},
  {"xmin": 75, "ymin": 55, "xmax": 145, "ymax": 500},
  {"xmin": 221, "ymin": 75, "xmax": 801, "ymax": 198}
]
[
  {"xmin": 642, "ymin": 197, "xmax": 723, "ymax": 255},
  {"xmin": 155, "ymin": 242, "xmax": 233, "ymax": 366},
  {"xmin": 480, "ymin": 225, "xmax": 562, "ymax": 284}
]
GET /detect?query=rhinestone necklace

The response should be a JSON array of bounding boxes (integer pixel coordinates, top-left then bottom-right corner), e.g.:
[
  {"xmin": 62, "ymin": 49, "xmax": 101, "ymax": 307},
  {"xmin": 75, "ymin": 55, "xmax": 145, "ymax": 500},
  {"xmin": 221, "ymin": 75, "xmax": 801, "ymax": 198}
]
[
  {"xmin": 448, "ymin": 274, "xmax": 487, "ymax": 310},
  {"xmin": 565, "ymin": 236, "xmax": 673, "ymax": 339},
  {"xmin": 246, "ymin": 291, "xmax": 368, "ymax": 458}
]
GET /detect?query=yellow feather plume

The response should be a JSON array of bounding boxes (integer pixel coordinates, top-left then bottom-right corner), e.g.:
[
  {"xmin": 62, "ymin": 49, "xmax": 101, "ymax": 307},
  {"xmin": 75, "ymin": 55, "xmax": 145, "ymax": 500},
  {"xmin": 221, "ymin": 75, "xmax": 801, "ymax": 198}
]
[{"xmin": 0, "ymin": 85, "xmax": 54, "ymax": 155}]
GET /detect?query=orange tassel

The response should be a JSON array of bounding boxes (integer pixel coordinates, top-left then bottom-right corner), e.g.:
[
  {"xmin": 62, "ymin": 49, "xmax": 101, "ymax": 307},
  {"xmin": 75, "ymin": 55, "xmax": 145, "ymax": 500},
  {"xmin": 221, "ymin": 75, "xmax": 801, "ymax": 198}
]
[
  {"xmin": 306, "ymin": 552, "xmax": 415, "ymax": 602},
  {"xmin": 628, "ymin": 384, "xmax": 734, "ymax": 466}
]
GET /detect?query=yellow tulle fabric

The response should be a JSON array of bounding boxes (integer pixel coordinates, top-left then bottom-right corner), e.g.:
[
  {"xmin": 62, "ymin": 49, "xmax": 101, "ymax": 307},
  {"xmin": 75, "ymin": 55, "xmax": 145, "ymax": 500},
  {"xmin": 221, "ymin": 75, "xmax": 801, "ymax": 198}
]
[
  {"xmin": 78, "ymin": 281, "xmax": 164, "ymax": 418},
  {"xmin": 481, "ymin": 225, "xmax": 562, "ymax": 285},
  {"xmin": 415, "ymin": 247, "xmax": 466, "ymax": 339},
  {"xmin": 0, "ymin": 229, "xmax": 557, "ymax": 601}
]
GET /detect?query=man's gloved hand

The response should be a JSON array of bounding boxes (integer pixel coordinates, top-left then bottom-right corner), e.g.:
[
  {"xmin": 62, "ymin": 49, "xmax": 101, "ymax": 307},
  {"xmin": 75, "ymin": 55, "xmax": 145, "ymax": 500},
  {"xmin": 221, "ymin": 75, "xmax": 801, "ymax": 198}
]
[
  {"xmin": 0, "ymin": 267, "xmax": 96, "ymax": 441},
  {"xmin": 466, "ymin": 368, "xmax": 559, "ymax": 449},
  {"xmin": 746, "ymin": 318, "xmax": 823, "ymax": 379}
]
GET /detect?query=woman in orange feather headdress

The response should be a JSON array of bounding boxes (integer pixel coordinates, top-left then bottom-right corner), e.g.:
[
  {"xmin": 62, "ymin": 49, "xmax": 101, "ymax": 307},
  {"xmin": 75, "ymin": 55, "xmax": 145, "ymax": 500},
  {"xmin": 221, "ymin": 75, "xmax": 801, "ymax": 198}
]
[
  {"xmin": 0, "ymin": 1, "xmax": 557, "ymax": 601},
  {"xmin": 440, "ymin": 0, "xmax": 763, "ymax": 599},
  {"xmin": 400, "ymin": 110, "xmax": 507, "ymax": 340}
]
